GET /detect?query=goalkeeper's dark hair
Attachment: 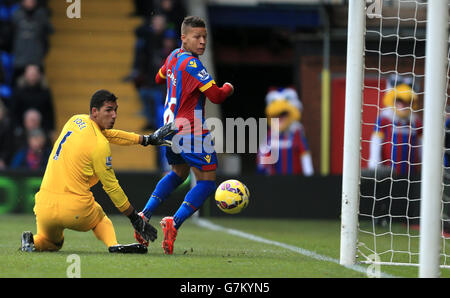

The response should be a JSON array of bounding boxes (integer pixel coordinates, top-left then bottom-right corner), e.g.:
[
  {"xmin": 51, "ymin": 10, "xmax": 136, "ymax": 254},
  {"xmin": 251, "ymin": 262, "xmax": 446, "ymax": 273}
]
[
  {"xmin": 181, "ymin": 16, "xmax": 206, "ymax": 34},
  {"xmin": 90, "ymin": 89, "xmax": 117, "ymax": 113}
]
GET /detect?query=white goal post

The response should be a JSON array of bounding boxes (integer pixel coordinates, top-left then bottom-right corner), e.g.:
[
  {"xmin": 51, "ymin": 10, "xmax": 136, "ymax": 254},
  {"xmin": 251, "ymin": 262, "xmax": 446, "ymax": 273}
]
[{"xmin": 340, "ymin": 0, "xmax": 449, "ymax": 277}]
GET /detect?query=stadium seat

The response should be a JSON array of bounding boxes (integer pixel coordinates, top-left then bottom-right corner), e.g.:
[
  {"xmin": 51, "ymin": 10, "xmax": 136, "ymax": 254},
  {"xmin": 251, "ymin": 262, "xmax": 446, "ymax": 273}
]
[
  {"xmin": 1, "ymin": 51, "xmax": 13, "ymax": 85},
  {"xmin": 0, "ymin": 84, "xmax": 11, "ymax": 99},
  {"xmin": 0, "ymin": 1, "xmax": 18, "ymax": 21}
]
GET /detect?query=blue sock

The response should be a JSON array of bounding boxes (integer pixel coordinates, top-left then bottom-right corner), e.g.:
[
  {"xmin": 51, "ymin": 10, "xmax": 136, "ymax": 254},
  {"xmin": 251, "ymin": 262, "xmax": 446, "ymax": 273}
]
[
  {"xmin": 142, "ymin": 171, "xmax": 184, "ymax": 219},
  {"xmin": 173, "ymin": 180, "xmax": 216, "ymax": 229}
]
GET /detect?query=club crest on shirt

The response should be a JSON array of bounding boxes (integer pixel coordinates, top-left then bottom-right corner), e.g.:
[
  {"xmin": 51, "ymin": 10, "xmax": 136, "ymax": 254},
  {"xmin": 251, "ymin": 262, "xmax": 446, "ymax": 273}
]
[
  {"xmin": 197, "ymin": 69, "xmax": 210, "ymax": 81},
  {"xmin": 106, "ymin": 156, "xmax": 112, "ymax": 168}
]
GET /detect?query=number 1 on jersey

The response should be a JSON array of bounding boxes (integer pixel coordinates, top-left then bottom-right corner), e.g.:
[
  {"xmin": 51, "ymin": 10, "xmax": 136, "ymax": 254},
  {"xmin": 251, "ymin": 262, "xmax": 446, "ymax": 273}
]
[{"xmin": 53, "ymin": 131, "xmax": 73, "ymax": 160}]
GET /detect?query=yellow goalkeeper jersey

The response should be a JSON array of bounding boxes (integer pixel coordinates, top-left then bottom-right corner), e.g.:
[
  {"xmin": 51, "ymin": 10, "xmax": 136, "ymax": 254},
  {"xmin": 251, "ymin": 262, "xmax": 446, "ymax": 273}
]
[{"xmin": 37, "ymin": 114, "xmax": 141, "ymax": 212}]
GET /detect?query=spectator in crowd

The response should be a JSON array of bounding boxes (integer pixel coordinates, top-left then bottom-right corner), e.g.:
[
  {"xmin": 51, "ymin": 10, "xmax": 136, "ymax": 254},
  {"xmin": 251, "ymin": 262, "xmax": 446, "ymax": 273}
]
[
  {"xmin": 124, "ymin": 14, "xmax": 167, "ymax": 83},
  {"xmin": 131, "ymin": 0, "xmax": 155, "ymax": 17},
  {"xmin": 162, "ymin": 28, "xmax": 177, "ymax": 56},
  {"xmin": 137, "ymin": 14, "xmax": 167, "ymax": 130},
  {"xmin": 257, "ymin": 87, "xmax": 314, "ymax": 176},
  {"xmin": 125, "ymin": 14, "xmax": 177, "ymax": 131},
  {"xmin": 13, "ymin": 108, "xmax": 50, "ymax": 156},
  {"xmin": 11, "ymin": 64, "xmax": 55, "ymax": 138},
  {"xmin": 0, "ymin": 100, "xmax": 13, "ymax": 169},
  {"xmin": 10, "ymin": 127, "xmax": 51, "ymax": 170},
  {"xmin": 131, "ymin": 0, "xmax": 185, "ymax": 21},
  {"xmin": 125, "ymin": 0, "xmax": 186, "ymax": 129},
  {"xmin": 11, "ymin": 0, "xmax": 53, "ymax": 84},
  {"xmin": 159, "ymin": 0, "xmax": 186, "ymax": 37}
]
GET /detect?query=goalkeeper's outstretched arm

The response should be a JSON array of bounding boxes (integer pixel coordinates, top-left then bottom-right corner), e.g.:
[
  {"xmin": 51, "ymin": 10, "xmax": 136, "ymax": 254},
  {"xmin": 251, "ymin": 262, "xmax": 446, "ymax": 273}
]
[{"xmin": 103, "ymin": 122, "xmax": 175, "ymax": 147}]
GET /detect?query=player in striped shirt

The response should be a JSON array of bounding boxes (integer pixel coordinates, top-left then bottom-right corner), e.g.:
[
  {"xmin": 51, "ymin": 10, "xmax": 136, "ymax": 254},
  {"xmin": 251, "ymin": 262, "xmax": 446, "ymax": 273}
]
[{"xmin": 135, "ymin": 16, "xmax": 234, "ymax": 254}]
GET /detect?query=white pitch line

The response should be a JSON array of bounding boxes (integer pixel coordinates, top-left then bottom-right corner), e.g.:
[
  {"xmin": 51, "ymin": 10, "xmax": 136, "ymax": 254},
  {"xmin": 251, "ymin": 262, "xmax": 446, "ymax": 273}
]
[{"xmin": 194, "ymin": 218, "xmax": 396, "ymax": 278}]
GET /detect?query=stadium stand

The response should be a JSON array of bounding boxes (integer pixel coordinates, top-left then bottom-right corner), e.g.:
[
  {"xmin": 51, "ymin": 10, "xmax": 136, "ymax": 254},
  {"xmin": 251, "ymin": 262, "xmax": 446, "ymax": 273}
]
[{"xmin": 44, "ymin": 0, "xmax": 158, "ymax": 171}]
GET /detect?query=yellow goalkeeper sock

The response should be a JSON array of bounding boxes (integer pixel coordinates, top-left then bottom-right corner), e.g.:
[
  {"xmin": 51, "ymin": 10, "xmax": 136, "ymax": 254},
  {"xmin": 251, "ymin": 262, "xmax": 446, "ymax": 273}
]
[{"xmin": 93, "ymin": 216, "xmax": 118, "ymax": 247}]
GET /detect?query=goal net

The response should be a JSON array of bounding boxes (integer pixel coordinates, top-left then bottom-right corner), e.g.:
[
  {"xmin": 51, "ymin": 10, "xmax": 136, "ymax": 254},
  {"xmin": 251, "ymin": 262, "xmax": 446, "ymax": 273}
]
[{"xmin": 341, "ymin": 0, "xmax": 450, "ymax": 271}]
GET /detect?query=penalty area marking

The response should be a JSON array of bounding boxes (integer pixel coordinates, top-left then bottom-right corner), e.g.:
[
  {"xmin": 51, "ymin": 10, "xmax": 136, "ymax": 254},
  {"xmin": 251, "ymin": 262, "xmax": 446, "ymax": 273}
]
[{"xmin": 193, "ymin": 218, "xmax": 396, "ymax": 278}]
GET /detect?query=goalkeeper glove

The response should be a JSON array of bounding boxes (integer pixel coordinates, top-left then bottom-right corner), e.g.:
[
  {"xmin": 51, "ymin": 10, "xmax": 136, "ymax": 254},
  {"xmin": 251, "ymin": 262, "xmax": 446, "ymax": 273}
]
[
  {"xmin": 128, "ymin": 210, "xmax": 157, "ymax": 243},
  {"xmin": 142, "ymin": 122, "xmax": 176, "ymax": 147}
]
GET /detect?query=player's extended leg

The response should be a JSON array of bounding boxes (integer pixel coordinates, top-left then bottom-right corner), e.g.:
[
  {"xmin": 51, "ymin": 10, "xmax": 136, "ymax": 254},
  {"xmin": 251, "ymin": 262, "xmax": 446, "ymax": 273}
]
[
  {"xmin": 92, "ymin": 215, "xmax": 118, "ymax": 247},
  {"xmin": 87, "ymin": 204, "xmax": 147, "ymax": 253},
  {"xmin": 141, "ymin": 165, "xmax": 189, "ymax": 219},
  {"xmin": 136, "ymin": 164, "xmax": 189, "ymax": 246},
  {"xmin": 31, "ymin": 223, "xmax": 65, "ymax": 252},
  {"xmin": 161, "ymin": 168, "xmax": 216, "ymax": 255},
  {"xmin": 173, "ymin": 167, "xmax": 216, "ymax": 229},
  {"xmin": 22, "ymin": 224, "xmax": 64, "ymax": 252},
  {"xmin": 27, "ymin": 194, "xmax": 65, "ymax": 252},
  {"xmin": 92, "ymin": 212, "xmax": 147, "ymax": 254}
]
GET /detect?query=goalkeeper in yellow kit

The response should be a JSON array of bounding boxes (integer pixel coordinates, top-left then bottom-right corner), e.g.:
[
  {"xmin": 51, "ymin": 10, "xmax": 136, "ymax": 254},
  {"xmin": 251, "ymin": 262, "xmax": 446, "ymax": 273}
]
[{"xmin": 20, "ymin": 89, "xmax": 174, "ymax": 253}]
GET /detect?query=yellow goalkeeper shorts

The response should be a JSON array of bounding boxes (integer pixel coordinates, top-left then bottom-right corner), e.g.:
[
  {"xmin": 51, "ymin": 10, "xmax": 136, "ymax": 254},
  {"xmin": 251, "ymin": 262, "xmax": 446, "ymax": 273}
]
[{"xmin": 33, "ymin": 190, "xmax": 106, "ymax": 250}]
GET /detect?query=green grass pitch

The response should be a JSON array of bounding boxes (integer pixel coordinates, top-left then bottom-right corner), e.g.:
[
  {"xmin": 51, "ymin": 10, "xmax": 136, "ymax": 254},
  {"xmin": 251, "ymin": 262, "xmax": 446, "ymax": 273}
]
[{"xmin": 1, "ymin": 214, "xmax": 449, "ymax": 278}]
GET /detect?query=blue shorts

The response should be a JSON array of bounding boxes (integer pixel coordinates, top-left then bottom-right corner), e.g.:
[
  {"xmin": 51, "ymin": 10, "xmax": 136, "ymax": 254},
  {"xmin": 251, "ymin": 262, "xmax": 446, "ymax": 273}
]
[{"xmin": 165, "ymin": 133, "xmax": 218, "ymax": 171}]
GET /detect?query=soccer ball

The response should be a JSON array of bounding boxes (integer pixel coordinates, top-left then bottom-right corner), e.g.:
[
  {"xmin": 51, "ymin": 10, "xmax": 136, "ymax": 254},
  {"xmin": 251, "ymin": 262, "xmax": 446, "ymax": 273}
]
[{"xmin": 215, "ymin": 179, "xmax": 249, "ymax": 214}]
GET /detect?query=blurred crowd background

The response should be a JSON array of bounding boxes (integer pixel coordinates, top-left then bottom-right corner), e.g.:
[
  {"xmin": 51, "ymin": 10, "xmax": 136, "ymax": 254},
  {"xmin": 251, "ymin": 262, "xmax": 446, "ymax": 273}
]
[
  {"xmin": 1, "ymin": 0, "xmax": 449, "ymax": 223},
  {"xmin": 0, "ymin": 0, "xmax": 434, "ymax": 179},
  {"xmin": 0, "ymin": 0, "xmax": 189, "ymax": 172},
  {"xmin": 0, "ymin": 0, "xmax": 349, "ymax": 175},
  {"xmin": 0, "ymin": 0, "xmax": 53, "ymax": 171}
]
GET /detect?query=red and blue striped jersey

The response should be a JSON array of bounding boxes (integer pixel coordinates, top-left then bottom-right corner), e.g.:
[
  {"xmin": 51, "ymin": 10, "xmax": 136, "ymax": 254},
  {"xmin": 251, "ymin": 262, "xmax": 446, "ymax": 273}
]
[
  {"xmin": 374, "ymin": 109, "xmax": 423, "ymax": 176},
  {"xmin": 257, "ymin": 122, "xmax": 311, "ymax": 175},
  {"xmin": 159, "ymin": 48, "xmax": 215, "ymax": 135}
]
